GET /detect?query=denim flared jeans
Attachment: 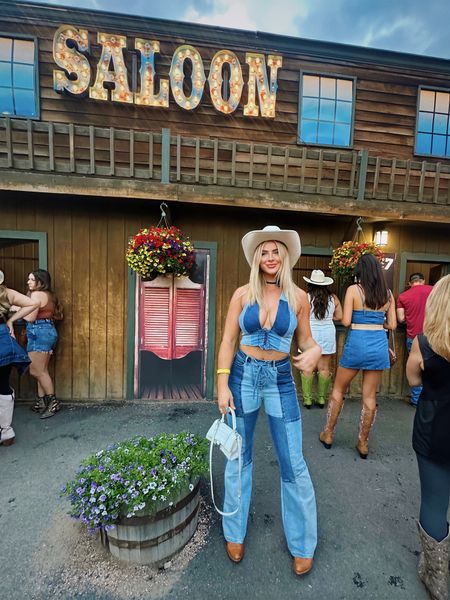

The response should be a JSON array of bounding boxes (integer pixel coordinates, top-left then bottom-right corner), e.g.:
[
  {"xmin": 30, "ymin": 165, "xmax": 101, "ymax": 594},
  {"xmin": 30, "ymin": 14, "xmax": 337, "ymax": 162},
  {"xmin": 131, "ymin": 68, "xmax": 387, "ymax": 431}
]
[{"xmin": 222, "ymin": 350, "xmax": 317, "ymax": 558}]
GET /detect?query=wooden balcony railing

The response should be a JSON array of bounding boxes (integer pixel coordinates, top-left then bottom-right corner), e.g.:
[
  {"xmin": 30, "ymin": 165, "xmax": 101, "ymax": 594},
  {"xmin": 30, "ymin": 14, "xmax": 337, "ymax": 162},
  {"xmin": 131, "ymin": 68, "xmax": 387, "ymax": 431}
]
[{"xmin": 1, "ymin": 117, "xmax": 450, "ymax": 206}]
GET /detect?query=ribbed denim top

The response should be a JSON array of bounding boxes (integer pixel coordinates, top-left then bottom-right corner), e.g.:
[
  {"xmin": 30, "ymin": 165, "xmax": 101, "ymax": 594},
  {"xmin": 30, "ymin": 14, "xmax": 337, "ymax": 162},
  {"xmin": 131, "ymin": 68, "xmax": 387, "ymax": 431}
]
[
  {"xmin": 352, "ymin": 285, "xmax": 386, "ymax": 326},
  {"xmin": 239, "ymin": 292, "xmax": 297, "ymax": 353}
]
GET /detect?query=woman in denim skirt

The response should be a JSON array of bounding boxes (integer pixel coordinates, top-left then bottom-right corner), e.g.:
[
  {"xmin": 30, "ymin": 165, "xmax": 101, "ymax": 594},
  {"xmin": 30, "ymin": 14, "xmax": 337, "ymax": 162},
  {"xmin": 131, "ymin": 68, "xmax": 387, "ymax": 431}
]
[
  {"xmin": 319, "ymin": 254, "xmax": 397, "ymax": 459},
  {"xmin": 216, "ymin": 226, "xmax": 321, "ymax": 575},
  {"xmin": 0, "ymin": 270, "xmax": 39, "ymax": 446},
  {"xmin": 25, "ymin": 269, "xmax": 63, "ymax": 419}
]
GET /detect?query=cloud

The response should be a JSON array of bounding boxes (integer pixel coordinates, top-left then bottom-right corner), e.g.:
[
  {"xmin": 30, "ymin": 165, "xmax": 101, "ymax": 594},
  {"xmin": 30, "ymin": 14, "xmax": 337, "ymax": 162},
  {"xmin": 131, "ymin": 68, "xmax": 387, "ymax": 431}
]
[
  {"xmin": 184, "ymin": 0, "xmax": 308, "ymax": 37},
  {"xmin": 291, "ymin": 0, "xmax": 450, "ymax": 58},
  {"xmin": 27, "ymin": 0, "xmax": 450, "ymax": 59}
]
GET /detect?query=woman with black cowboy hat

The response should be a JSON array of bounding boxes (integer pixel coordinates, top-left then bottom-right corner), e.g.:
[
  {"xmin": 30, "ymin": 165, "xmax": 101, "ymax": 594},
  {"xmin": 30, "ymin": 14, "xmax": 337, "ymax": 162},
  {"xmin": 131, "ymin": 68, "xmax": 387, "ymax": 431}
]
[
  {"xmin": 0, "ymin": 270, "xmax": 39, "ymax": 446},
  {"xmin": 301, "ymin": 270, "xmax": 342, "ymax": 409},
  {"xmin": 216, "ymin": 225, "xmax": 321, "ymax": 575}
]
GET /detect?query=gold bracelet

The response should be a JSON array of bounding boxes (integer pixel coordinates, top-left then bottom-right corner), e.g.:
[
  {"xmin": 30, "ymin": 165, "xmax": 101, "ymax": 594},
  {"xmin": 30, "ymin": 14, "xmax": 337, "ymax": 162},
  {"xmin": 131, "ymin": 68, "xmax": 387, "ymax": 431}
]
[{"xmin": 216, "ymin": 368, "xmax": 231, "ymax": 375}]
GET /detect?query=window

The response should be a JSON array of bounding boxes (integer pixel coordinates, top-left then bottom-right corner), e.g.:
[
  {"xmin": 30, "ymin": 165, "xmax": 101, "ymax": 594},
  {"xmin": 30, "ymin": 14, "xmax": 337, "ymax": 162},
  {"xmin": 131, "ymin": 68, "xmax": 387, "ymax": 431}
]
[
  {"xmin": 298, "ymin": 74, "xmax": 354, "ymax": 147},
  {"xmin": 416, "ymin": 88, "xmax": 450, "ymax": 157},
  {"xmin": 0, "ymin": 36, "xmax": 38, "ymax": 118}
]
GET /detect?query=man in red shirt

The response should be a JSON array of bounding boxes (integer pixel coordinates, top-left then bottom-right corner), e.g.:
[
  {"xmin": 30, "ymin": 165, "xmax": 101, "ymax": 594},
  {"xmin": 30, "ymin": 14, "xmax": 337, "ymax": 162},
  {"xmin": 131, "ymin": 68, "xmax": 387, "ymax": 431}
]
[{"xmin": 397, "ymin": 273, "xmax": 433, "ymax": 406}]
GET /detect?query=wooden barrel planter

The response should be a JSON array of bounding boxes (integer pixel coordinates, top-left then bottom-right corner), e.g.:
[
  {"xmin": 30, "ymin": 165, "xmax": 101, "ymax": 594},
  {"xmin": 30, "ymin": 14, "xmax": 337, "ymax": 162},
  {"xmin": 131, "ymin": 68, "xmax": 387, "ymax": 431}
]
[{"xmin": 100, "ymin": 480, "xmax": 200, "ymax": 565}]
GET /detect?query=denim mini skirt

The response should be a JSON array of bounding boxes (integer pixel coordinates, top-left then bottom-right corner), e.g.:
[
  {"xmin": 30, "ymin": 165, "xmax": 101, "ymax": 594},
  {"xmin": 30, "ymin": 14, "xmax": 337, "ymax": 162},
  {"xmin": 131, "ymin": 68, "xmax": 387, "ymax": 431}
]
[
  {"xmin": 0, "ymin": 322, "xmax": 31, "ymax": 374},
  {"xmin": 26, "ymin": 319, "xmax": 58, "ymax": 353}
]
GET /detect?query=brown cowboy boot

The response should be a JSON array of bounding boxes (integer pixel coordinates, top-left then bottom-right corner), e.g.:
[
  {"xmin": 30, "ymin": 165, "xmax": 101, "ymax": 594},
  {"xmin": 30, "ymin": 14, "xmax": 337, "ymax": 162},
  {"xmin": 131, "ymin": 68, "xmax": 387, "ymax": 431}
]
[
  {"xmin": 355, "ymin": 404, "xmax": 377, "ymax": 459},
  {"xmin": 319, "ymin": 396, "xmax": 345, "ymax": 449}
]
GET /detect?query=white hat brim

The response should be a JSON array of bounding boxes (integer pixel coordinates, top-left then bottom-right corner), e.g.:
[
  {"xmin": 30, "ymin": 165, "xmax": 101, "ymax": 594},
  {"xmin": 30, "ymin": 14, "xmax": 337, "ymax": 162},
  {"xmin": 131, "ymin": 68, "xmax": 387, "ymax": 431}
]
[
  {"xmin": 241, "ymin": 229, "xmax": 301, "ymax": 268},
  {"xmin": 303, "ymin": 275, "xmax": 334, "ymax": 286}
]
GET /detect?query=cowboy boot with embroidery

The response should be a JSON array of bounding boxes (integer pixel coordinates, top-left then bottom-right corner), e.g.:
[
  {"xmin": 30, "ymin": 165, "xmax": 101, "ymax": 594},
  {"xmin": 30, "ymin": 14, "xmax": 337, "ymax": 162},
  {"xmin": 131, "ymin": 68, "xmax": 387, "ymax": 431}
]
[
  {"xmin": 300, "ymin": 374, "xmax": 314, "ymax": 409},
  {"xmin": 355, "ymin": 404, "xmax": 377, "ymax": 459},
  {"xmin": 417, "ymin": 521, "xmax": 449, "ymax": 600},
  {"xmin": 319, "ymin": 395, "xmax": 345, "ymax": 448},
  {"xmin": 316, "ymin": 373, "xmax": 332, "ymax": 408}
]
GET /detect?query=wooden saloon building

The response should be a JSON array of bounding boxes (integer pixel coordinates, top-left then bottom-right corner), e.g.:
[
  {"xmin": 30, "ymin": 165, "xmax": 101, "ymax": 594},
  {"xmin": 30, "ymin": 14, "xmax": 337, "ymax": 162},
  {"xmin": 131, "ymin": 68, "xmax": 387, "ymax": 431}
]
[{"xmin": 1, "ymin": 0, "xmax": 450, "ymax": 403}]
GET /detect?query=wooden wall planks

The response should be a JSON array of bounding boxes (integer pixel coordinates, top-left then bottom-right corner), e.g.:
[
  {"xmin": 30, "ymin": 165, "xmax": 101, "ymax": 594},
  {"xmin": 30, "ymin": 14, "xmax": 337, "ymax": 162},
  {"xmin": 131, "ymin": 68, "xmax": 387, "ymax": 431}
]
[{"xmin": 2, "ymin": 20, "xmax": 450, "ymax": 161}]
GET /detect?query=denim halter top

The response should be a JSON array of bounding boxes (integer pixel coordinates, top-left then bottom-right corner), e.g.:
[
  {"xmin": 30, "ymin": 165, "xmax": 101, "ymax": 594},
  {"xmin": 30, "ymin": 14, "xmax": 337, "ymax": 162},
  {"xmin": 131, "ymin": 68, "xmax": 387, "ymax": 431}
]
[
  {"xmin": 239, "ymin": 292, "xmax": 297, "ymax": 353},
  {"xmin": 352, "ymin": 285, "xmax": 386, "ymax": 326}
]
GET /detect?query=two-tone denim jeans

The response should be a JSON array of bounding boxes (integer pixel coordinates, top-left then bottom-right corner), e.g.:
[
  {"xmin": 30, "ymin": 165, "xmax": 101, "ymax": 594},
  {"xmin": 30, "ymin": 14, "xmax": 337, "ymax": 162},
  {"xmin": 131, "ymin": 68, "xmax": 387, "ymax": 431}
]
[{"xmin": 222, "ymin": 349, "xmax": 317, "ymax": 558}]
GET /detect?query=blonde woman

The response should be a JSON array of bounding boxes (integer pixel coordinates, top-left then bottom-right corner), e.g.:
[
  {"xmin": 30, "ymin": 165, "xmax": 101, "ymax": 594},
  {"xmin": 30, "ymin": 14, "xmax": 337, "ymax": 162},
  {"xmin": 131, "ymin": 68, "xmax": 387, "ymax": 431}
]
[
  {"xmin": 407, "ymin": 274, "xmax": 450, "ymax": 600},
  {"xmin": 0, "ymin": 270, "xmax": 39, "ymax": 446},
  {"xmin": 216, "ymin": 226, "xmax": 321, "ymax": 575}
]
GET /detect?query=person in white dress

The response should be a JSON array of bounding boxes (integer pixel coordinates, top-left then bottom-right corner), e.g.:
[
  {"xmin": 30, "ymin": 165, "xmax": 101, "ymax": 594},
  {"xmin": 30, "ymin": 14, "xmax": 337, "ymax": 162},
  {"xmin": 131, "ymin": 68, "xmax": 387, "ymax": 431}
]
[{"xmin": 300, "ymin": 270, "xmax": 342, "ymax": 408}]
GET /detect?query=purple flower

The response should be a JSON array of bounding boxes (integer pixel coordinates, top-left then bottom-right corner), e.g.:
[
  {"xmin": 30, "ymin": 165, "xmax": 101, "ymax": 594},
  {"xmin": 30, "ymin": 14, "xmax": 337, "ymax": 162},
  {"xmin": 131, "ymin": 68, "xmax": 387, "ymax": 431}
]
[{"xmin": 99, "ymin": 494, "xmax": 106, "ymax": 502}]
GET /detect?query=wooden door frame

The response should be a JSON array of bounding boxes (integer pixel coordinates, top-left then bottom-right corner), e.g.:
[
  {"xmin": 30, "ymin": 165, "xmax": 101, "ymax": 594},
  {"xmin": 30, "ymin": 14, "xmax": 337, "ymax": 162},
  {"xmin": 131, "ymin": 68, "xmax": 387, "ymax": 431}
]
[
  {"xmin": 398, "ymin": 252, "xmax": 450, "ymax": 292},
  {"xmin": 126, "ymin": 240, "xmax": 217, "ymax": 400},
  {"xmin": 0, "ymin": 230, "xmax": 47, "ymax": 269}
]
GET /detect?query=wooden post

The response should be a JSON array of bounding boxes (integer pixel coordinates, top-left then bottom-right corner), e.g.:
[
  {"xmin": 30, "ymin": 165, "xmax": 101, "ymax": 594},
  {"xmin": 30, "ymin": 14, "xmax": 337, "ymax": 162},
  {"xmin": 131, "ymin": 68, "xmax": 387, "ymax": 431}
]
[
  {"xmin": 89, "ymin": 125, "xmax": 95, "ymax": 174},
  {"xmin": 48, "ymin": 122, "xmax": 55, "ymax": 171},
  {"xmin": 27, "ymin": 120, "xmax": 34, "ymax": 170},
  {"xmin": 388, "ymin": 157, "xmax": 396, "ymax": 200},
  {"xmin": 195, "ymin": 138, "xmax": 200, "ymax": 183},
  {"xmin": 176, "ymin": 135, "xmax": 181, "ymax": 182},
  {"xmin": 357, "ymin": 148, "xmax": 369, "ymax": 200},
  {"xmin": 5, "ymin": 117, "xmax": 12, "ymax": 168},
  {"xmin": 129, "ymin": 130, "xmax": 134, "ymax": 178},
  {"xmin": 69, "ymin": 123, "xmax": 75, "ymax": 173},
  {"xmin": 161, "ymin": 128, "xmax": 170, "ymax": 184},
  {"xmin": 109, "ymin": 127, "xmax": 115, "ymax": 176},
  {"xmin": 283, "ymin": 147, "xmax": 289, "ymax": 190},
  {"xmin": 213, "ymin": 139, "xmax": 218, "ymax": 184},
  {"xmin": 372, "ymin": 156, "xmax": 381, "ymax": 198},
  {"xmin": 148, "ymin": 132, "xmax": 154, "ymax": 179},
  {"xmin": 433, "ymin": 163, "xmax": 441, "ymax": 203}
]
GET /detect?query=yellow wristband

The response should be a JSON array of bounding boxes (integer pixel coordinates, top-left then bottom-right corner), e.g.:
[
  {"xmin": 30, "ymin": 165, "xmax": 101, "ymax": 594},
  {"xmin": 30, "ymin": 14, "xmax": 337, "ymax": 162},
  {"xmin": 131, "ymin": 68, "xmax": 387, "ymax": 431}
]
[{"xmin": 216, "ymin": 368, "xmax": 231, "ymax": 375}]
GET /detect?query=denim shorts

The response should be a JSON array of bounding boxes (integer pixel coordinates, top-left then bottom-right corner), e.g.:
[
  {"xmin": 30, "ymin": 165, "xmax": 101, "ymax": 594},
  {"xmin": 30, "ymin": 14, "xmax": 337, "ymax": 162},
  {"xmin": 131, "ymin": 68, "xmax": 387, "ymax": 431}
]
[{"xmin": 26, "ymin": 320, "xmax": 58, "ymax": 353}]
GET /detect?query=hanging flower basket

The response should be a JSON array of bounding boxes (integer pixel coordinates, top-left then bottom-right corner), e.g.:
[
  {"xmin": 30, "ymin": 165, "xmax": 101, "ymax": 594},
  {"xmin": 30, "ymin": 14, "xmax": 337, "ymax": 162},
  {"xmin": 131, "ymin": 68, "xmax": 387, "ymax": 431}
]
[
  {"xmin": 329, "ymin": 241, "xmax": 384, "ymax": 281},
  {"xmin": 126, "ymin": 226, "xmax": 195, "ymax": 279}
]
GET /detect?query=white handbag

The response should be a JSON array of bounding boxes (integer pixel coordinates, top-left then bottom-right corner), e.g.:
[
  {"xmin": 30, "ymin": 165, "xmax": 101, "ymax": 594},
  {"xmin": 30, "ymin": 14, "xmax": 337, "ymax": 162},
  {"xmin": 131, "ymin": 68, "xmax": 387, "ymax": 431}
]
[{"xmin": 206, "ymin": 407, "xmax": 242, "ymax": 516}]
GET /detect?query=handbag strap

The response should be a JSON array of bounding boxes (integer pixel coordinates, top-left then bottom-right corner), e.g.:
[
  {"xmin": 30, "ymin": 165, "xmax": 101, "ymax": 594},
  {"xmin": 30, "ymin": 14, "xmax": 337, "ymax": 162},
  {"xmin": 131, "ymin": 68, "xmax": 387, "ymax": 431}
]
[
  {"xmin": 209, "ymin": 411, "xmax": 242, "ymax": 517},
  {"xmin": 390, "ymin": 329, "xmax": 396, "ymax": 353}
]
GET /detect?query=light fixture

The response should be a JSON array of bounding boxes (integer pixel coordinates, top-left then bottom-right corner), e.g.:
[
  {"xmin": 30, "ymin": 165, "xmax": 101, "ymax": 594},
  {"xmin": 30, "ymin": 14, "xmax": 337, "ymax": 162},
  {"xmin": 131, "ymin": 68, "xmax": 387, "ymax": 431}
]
[{"xmin": 374, "ymin": 229, "xmax": 388, "ymax": 246}]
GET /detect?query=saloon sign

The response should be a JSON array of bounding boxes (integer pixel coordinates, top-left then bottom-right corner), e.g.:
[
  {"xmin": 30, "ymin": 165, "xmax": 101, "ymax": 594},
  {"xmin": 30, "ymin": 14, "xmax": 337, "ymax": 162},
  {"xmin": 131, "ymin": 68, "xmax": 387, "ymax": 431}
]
[{"xmin": 52, "ymin": 25, "xmax": 283, "ymax": 117}]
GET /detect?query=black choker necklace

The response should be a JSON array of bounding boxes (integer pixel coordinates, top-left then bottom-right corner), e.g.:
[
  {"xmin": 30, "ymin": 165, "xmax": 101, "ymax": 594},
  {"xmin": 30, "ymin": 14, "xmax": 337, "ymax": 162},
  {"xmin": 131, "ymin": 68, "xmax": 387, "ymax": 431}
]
[{"xmin": 265, "ymin": 280, "xmax": 278, "ymax": 285}]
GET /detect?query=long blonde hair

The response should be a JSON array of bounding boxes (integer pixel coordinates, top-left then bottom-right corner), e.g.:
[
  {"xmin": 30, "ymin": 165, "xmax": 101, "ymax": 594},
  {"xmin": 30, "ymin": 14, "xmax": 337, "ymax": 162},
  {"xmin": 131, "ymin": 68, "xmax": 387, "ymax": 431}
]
[
  {"xmin": 423, "ymin": 274, "xmax": 450, "ymax": 361},
  {"xmin": 247, "ymin": 240, "xmax": 298, "ymax": 312},
  {"xmin": 0, "ymin": 285, "xmax": 10, "ymax": 318}
]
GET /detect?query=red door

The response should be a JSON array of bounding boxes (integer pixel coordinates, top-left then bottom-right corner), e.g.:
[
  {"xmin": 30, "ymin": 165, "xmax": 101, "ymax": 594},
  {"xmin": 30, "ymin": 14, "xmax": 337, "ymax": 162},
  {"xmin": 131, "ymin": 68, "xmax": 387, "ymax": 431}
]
[{"xmin": 139, "ymin": 275, "xmax": 204, "ymax": 359}]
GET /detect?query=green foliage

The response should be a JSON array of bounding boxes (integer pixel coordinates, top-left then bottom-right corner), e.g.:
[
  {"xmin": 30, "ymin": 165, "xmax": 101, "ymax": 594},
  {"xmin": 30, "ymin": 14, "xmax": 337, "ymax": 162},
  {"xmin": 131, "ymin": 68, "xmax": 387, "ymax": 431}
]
[{"xmin": 61, "ymin": 432, "xmax": 208, "ymax": 532}]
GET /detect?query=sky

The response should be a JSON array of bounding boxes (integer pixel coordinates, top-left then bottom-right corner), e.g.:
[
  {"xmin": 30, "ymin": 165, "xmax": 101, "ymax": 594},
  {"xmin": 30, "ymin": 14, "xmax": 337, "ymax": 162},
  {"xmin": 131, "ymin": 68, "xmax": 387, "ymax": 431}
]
[{"xmin": 28, "ymin": 0, "xmax": 450, "ymax": 60}]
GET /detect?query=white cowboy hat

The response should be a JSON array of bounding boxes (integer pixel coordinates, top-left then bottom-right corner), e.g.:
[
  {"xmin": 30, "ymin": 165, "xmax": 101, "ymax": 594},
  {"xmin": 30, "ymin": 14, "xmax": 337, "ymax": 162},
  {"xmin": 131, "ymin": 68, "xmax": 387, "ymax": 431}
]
[
  {"xmin": 0, "ymin": 270, "xmax": 4, "ymax": 285},
  {"xmin": 241, "ymin": 225, "xmax": 301, "ymax": 268},
  {"xmin": 303, "ymin": 269, "xmax": 333, "ymax": 286}
]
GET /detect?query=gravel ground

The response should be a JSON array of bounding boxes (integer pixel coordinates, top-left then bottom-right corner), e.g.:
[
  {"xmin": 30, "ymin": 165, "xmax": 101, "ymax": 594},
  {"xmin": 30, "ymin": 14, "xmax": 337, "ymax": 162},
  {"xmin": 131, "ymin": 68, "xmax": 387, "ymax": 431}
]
[
  {"xmin": 29, "ymin": 494, "xmax": 214, "ymax": 600},
  {"xmin": 3, "ymin": 398, "xmax": 444, "ymax": 600}
]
